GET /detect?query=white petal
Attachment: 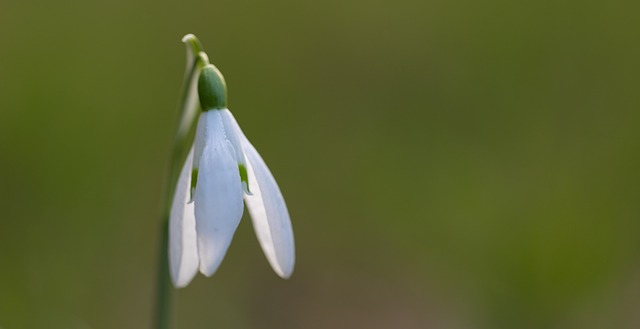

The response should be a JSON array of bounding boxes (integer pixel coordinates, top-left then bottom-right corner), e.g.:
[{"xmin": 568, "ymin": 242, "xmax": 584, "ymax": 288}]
[
  {"xmin": 194, "ymin": 111, "xmax": 244, "ymax": 276},
  {"xmin": 191, "ymin": 112, "xmax": 208, "ymax": 170},
  {"xmin": 219, "ymin": 109, "xmax": 250, "ymax": 193},
  {"xmin": 241, "ymin": 136, "xmax": 295, "ymax": 278},
  {"xmin": 219, "ymin": 109, "xmax": 246, "ymax": 167},
  {"xmin": 169, "ymin": 148, "xmax": 199, "ymax": 288}
]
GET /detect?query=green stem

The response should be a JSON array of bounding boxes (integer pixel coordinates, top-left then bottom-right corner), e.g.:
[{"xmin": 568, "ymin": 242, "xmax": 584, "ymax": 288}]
[
  {"xmin": 152, "ymin": 34, "xmax": 207, "ymax": 329},
  {"xmin": 152, "ymin": 215, "xmax": 172, "ymax": 329}
]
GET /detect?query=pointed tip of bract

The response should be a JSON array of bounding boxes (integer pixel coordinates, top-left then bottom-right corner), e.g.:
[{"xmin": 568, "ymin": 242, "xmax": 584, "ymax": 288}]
[
  {"xmin": 182, "ymin": 34, "xmax": 204, "ymax": 55},
  {"xmin": 181, "ymin": 33, "xmax": 196, "ymax": 43}
]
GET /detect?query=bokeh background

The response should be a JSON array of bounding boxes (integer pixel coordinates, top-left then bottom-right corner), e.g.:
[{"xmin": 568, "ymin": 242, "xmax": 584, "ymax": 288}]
[{"xmin": 1, "ymin": 0, "xmax": 639, "ymax": 328}]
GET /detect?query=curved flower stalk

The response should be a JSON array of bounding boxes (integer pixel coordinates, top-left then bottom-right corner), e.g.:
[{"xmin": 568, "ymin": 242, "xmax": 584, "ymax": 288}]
[
  {"xmin": 165, "ymin": 35, "xmax": 208, "ymax": 208},
  {"xmin": 168, "ymin": 59, "xmax": 295, "ymax": 288}
]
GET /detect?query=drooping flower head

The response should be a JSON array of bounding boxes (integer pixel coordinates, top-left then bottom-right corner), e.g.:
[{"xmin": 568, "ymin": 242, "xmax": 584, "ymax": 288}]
[{"xmin": 169, "ymin": 37, "xmax": 295, "ymax": 288}]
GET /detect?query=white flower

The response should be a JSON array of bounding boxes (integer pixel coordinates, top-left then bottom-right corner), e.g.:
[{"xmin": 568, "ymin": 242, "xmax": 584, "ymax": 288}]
[{"xmin": 168, "ymin": 64, "xmax": 295, "ymax": 288}]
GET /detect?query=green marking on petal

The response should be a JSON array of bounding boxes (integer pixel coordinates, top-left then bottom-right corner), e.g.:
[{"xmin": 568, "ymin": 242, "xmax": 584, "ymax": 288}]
[
  {"xmin": 239, "ymin": 164, "xmax": 251, "ymax": 195},
  {"xmin": 190, "ymin": 168, "xmax": 199, "ymax": 201}
]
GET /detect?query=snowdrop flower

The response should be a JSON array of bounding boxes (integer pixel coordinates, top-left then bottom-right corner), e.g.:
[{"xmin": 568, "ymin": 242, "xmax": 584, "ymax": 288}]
[{"xmin": 168, "ymin": 62, "xmax": 295, "ymax": 288}]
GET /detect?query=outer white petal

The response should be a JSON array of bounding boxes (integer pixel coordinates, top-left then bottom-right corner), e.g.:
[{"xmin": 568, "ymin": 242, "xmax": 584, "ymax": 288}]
[
  {"xmin": 241, "ymin": 135, "xmax": 295, "ymax": 278},
  {"xmin": 168, "ymin": 148, "xmax": 199, "ymax": 288},
  {"xmin": 194, "ymin": 111, "xmax": 244, "ymax": 276}
]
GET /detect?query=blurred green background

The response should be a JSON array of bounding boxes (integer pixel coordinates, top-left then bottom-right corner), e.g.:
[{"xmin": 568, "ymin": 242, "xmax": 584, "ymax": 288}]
[{"xmin": 1, "ymin": 0, "xmax": 639, "ymax": 328}]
